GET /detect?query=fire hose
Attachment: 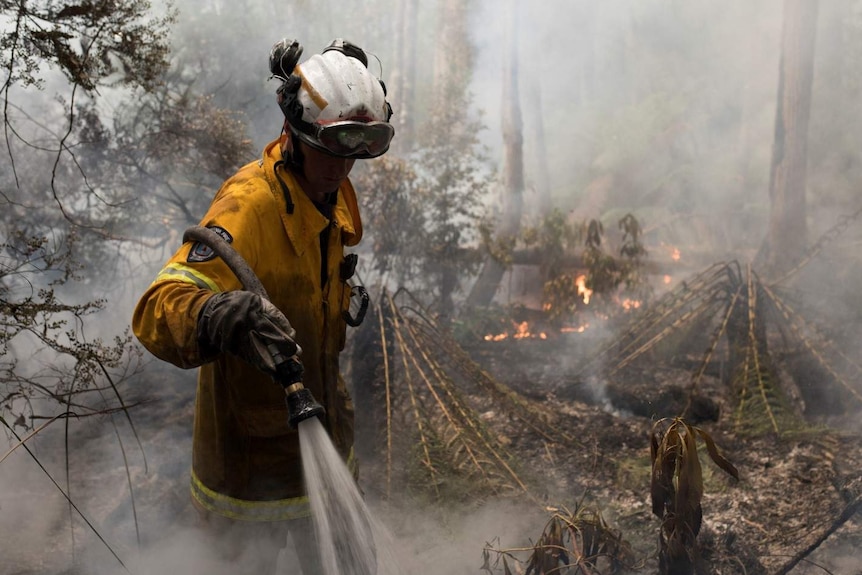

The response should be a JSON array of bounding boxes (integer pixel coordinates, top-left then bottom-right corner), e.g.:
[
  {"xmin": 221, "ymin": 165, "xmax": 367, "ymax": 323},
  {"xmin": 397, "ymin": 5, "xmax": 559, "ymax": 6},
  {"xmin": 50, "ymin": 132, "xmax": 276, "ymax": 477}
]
[{"xmin": 182, "ymin": 225, "xmax": 323, "ymax": 428}]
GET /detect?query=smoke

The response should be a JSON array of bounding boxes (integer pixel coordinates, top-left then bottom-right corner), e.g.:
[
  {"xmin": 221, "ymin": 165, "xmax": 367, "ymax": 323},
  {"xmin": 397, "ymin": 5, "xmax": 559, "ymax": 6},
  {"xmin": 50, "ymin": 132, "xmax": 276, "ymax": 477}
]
[
  {"xmin": 4, "ymin": 1, "xmax": 862, "ymax": 573},
  {"xmin": 363, "ymin": 496, "xmax": 548, "ymax": 575},
  {"xmin": 0, "ymin": 439, "xmax": 74, "ymax": 574},
  {"xmin": 470, "ymin": 1, "xmax": 787, "ymax": 225},
  {"xmin": 0, "ymin": 414, "xmax": 546, "ymax": 574}
]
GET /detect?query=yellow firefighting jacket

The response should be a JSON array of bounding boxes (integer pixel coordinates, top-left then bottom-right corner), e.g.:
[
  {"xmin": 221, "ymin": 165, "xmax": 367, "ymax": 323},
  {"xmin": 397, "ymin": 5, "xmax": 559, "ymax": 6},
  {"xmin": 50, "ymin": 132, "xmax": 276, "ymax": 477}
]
[{"xmin": 132, "ymin": 136, "xmax": 361, "ymax": 521}]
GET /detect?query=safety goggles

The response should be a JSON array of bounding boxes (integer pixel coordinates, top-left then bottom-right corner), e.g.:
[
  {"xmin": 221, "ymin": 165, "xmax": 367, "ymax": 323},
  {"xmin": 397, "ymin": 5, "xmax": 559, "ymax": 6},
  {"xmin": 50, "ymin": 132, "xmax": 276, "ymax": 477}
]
[{"xmin": 295, "ymin": 120, "xmax": 394, "ymax": 159}]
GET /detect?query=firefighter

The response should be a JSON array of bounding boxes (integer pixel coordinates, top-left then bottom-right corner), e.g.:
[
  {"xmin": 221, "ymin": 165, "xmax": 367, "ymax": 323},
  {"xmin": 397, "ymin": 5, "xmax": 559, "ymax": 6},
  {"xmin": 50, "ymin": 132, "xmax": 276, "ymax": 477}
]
[{"xmin": 132, "ymin": 38, "xmax": 393, "ymax": 574}]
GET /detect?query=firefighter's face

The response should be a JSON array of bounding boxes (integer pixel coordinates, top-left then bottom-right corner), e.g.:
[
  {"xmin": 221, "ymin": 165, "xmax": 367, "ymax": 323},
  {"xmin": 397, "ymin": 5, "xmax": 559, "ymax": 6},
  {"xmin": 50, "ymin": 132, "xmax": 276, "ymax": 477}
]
[{"xmin": 297, "ymin": 140, "xmax": 356, "ymax": 202}]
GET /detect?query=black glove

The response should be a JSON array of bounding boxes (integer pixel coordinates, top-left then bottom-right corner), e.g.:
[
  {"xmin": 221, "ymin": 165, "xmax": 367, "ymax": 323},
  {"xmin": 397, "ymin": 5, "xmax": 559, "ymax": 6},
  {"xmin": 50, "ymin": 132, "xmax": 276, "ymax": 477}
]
[{"xmin": 197, "ymin": 291, "xmax": 302, "ymax": 380}]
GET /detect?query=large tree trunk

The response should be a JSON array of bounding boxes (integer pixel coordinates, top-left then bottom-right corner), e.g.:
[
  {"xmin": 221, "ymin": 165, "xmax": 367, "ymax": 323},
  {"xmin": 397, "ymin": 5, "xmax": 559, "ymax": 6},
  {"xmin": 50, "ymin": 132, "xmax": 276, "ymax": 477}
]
[
  {"xmin": 466, "ymin": 0, "xmax": 525, "ymax": 307},
  {"xmin": 432, "ymin": 0, "xmax": 471, "ymax": 321},
  {"xmin": 522, "ymin": 1, "xmax": 552, "ymax": 215},
  {"xmin": 758, "ymin": 0, "xmax": 819, "ymax": 277},
  {"xmin": 433, "ymin": 0, "xmax": 471, "ymax": 105},
  {"xmin": 390, "ymin": 0, "xmax": 418, "ymax": 154}
]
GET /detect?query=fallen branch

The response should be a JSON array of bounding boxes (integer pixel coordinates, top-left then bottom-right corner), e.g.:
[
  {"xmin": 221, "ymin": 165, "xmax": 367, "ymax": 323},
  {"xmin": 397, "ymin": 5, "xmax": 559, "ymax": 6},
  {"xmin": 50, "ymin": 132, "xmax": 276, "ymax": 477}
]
[{"xmin": 771, "ymin": 492, "xmax": 862, "ymax": 575}]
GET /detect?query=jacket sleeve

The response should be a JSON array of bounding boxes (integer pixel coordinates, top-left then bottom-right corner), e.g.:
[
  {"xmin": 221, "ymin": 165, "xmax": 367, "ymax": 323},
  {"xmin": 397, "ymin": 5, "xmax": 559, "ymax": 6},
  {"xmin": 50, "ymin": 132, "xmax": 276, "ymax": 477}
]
[
  {"xmin": 132, "ymin": 178, "xmax": 267, "ymax": 369},
  {"xmin": 132, "ymin": 278, "xmax": 217, "ymax": 369}
]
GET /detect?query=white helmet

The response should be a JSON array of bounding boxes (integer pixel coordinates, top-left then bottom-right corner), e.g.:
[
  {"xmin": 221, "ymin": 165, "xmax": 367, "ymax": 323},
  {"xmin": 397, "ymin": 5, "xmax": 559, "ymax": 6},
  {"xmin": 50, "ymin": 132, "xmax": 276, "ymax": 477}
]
[{"xmin": 271, "ymin": 39, "xmax": 394, "ymax": 158}]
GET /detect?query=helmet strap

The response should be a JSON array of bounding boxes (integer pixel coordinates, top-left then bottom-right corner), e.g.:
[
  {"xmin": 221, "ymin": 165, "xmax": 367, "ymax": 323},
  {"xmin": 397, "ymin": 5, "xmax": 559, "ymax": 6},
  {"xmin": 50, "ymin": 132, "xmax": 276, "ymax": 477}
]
[
  {"xmin": 287, "ymin": 133, "xmax": 305, "ymax": 175},
  {"xmin": 280, "ymin": 125, "xmax": 306, "ymax": 179},
  {"xmin": 273, "ymin": 160, "xmax": 295, "ymax": 215}
]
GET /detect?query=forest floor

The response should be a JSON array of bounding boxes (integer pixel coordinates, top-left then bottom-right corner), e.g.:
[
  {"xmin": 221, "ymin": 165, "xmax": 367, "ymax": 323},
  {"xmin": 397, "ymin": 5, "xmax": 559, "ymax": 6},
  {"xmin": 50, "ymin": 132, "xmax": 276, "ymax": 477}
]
[
  {"xmin": 401, "ymin": 327, "xmax": 862, "ymax": 575},
  {"xmin": 3, "ymin": 298, "xmax": 862, "ymax": 575}
]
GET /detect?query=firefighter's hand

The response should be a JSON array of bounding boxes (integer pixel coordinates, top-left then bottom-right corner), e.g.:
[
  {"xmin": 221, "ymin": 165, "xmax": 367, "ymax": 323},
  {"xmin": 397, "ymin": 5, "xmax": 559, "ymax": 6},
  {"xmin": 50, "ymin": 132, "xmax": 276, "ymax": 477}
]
[{"xmin": 197, "ymin": 291, "xmax": 302, "ymax": 377}]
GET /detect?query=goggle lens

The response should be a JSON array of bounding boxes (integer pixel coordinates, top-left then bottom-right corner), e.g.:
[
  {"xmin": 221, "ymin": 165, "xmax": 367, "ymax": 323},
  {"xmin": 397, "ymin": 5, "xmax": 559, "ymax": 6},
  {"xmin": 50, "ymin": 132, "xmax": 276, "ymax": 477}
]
[
  {"xmin": 335, "ymin": 128, "xmax": 367, "ymax": 150},
  {"xmin": 307, "ymin": 121, "xmax": 394, "ymax": 158}
]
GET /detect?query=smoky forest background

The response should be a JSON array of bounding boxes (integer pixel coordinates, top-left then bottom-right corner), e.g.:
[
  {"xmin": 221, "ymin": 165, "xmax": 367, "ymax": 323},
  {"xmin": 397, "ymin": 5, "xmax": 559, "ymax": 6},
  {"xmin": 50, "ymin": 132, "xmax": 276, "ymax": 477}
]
[{"xmin": 2, "ymin": 0, "xmax": 862, "ymax": 574}]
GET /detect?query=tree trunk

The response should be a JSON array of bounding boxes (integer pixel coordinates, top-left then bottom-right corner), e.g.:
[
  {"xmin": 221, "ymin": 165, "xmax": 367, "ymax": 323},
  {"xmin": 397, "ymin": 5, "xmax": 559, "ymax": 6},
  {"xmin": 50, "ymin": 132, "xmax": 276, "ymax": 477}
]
[
  {"xmin": 466, "ymin": 0, "xmax": 525, "ymax": 307},
  {"xmin": 390, "ymin": 0, "xmax": 418, "ymax": 154},
  {"xmin": 432, "ymin": 0, "xmax": 471, "ymax": 320},
  {"xmin": 522, "ymin": 1, "xmax": 552, "ymax": 215},
  {"xmin": 758, "ymin": 0, "xmax": 819, "ymax": 277},
  {"xmin": 433, "ymin": 0, "xmax": 471, "ymax": 106}
]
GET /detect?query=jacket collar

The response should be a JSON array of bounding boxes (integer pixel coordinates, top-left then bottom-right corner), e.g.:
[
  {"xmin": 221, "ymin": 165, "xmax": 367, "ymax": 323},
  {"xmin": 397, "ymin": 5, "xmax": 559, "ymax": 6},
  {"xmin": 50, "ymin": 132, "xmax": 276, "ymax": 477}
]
[{"xmin": 261, "ymin": 137, "xmax": 358, "ymax": 257}]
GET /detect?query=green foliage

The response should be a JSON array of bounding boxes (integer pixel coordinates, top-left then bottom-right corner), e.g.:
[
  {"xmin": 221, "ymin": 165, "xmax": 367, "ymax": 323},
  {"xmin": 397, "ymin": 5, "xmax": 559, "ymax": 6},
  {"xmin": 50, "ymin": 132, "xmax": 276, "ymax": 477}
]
[
  {"xmin": 477, "ymin": 219, "xmax": 516, "ymax": 268},
  {"xmin": 1, "ymin": 0, "xmax": 175, "ymax": 91},
  {"xmin": 351, "ymin": 155, "xmax": 425, "ymax": 283},
  {"xmin": 356, "ymin": 90, "xmax": 492, "ymax": 314},
  {"xmin": 77, "ymin": 74, "xmax": 255, "ymax": 233},
  {"xmin": 0, "ymin": 0, "xmax": 248, "ymax": 435},
  {"xmin": 731, "ymin": 363, "xmax": 803, "ymax": 438},
  {"xmin": 411, "ymin": 95, "xmax": 491, "ymax": 312},
  {"xmin": 521, "ymin": 208, "xmax": 583, "ymax": 277},
  {"xmin": 475, "ymin": 209, "xmax": 650, "ymax": 325},
  {"xmin": 523, "ymin": 212, "xmax": 651, "ymax": 323},
  {"xmin": 582, "ymin": 215, "xmax": 652, "ymax": 309}
]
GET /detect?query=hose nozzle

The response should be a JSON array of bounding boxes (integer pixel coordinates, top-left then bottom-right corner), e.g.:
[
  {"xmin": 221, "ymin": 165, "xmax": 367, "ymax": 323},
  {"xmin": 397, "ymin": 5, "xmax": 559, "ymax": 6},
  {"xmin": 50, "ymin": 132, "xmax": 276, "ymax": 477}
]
[{"xmin": 285, "ymin": 383, "xmax": 325, "ymax": 428}]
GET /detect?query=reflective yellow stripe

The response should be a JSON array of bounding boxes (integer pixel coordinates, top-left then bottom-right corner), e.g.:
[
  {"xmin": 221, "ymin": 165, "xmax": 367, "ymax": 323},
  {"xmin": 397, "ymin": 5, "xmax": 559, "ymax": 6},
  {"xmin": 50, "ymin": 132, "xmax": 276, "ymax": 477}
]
[
  {"xmin": 296, "ymin": 67, "xmax": 328, "ymax": 110},
  {"xmin": 190, "ymin": 449, "xmax": 356, "ymax": 522},
  {"xmin": 191, "ymin": 469, "xmax": 311, "ymax": 521},
  {"xmin": 154, "ymin": 263, "xmax": 221, "ymax": 292}
]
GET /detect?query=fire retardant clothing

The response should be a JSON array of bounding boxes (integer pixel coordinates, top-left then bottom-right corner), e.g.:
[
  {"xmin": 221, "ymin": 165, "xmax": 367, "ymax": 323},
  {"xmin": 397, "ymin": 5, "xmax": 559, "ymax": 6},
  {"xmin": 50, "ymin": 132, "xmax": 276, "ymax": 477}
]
[{"xmin": 132, "ymin": 135, "xmax": 361, "ymax": 521}]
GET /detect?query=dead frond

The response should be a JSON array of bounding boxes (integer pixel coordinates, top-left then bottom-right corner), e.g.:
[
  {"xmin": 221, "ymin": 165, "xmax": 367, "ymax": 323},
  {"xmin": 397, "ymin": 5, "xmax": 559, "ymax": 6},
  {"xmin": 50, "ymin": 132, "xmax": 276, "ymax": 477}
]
[
  {"xmin": 650, "ymin": 418, "xmax": 738, "ymax": 575},
  {"xmin": 378, "ymin": 289, "xmax": 536, "ymax": 504},
  {"xmin": 575, "ymin": 258, "xmax": 858, "ymax": 436},
  {"xmin": 483, "ymin": 503, "xmax": 637, "ymax": 574}
]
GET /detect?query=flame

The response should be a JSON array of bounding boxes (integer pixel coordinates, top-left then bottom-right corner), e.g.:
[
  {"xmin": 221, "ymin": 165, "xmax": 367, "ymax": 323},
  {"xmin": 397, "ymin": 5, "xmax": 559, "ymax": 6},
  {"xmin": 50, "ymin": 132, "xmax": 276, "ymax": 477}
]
[
  {"xmin": 561, "ymin": 323, "xmax": 590, "ymax": 333},
  {"xmin": 671, "ymin": 247, "xmax": 681, "ymax": 261},
  {"xmin": 484, "ymin": 321, "xmax": 547, "ymax": 341},
  {"xmin": 621, "ymin": 298, "xmax": 641, "ymax": 311},
  {"xmin": 576, "ymin": 274, "xmax": 592, "ymax": 304},
  {"xmin": 484, "ymin": 333, "xmax": 508, "ymax": 341},
  {"xmin": 663, "ymin": 275, "xmax": 672, "ymax": 285}
]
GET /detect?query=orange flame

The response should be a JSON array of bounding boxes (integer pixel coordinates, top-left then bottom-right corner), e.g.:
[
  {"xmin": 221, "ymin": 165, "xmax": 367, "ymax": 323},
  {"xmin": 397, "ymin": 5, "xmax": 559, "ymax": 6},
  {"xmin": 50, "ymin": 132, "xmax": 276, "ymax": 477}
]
[
  {"xmin": 671, "ymin": 247, "xmax": 681, "ymax": 261},
  {"xmin": 485, "ymin": 321, "xmax": 547, "ymax": 341},
  {"xmin": 663, "ymin": 275, "xmax": 672, "ymax": 285},
  {"xmin": 576, "ymin": 275, "xmax": 592, "ymax": 305},
  {"xmin": 484, "ymin": 333, "xmax": 508, "ymax": 341}
]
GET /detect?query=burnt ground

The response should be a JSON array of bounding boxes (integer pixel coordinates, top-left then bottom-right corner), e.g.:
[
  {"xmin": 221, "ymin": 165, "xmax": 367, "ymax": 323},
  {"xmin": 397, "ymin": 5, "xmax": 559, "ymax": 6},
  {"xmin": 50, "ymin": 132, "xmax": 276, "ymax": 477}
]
[
  {"xmin": 3, "ymin": 308, "xmax": 862, "ymax": 575},
  {"xmin": 422, "ymin": 329, "xmax": 862, "ymax": 575}
]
